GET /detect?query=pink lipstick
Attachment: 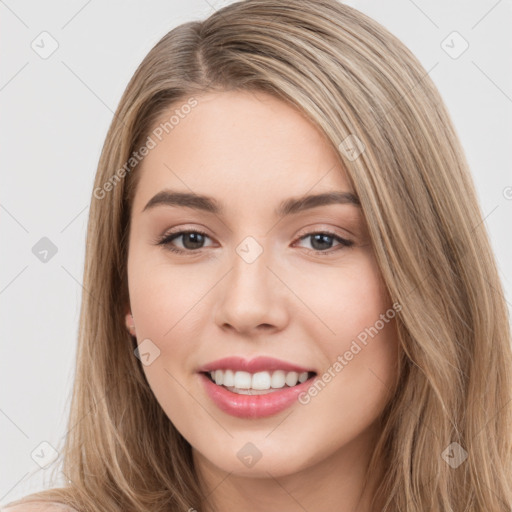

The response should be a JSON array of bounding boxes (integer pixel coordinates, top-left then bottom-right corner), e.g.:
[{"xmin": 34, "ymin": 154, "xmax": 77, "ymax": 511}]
[{"xmin": 197, "ymin": 356, "xmax": 317, "ymax": 419}]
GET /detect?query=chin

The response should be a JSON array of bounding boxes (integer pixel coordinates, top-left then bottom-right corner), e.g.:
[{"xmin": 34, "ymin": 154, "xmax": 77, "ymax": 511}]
[{"xmin": 200, "ymin": 443, "xmax": 312, "ymax": 478}]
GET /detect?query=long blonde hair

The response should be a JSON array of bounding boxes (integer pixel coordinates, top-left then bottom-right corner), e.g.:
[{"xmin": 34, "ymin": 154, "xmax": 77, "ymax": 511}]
[{"xmin": 12, "ymin": 1, "xmax": 512, "ymax": 510}]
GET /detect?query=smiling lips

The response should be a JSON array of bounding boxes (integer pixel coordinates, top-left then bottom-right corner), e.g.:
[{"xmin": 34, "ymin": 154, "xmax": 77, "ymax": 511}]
[{"xmin": 198, "ymin": 356, "xmax": 318, "ymax": 418}]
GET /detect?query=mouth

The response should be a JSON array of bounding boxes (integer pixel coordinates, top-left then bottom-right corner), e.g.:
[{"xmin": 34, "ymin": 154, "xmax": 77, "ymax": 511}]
[
  {"xmin": 198, "ymin": 368, "xmax": 318, "ymax": 419},
  {"xmin": 197, "ymin": 355, "xmax": 319, "ymax": 418},
  {"xmin": 201, "ymin": 369, "xmax": 317, "ymax": 395}
]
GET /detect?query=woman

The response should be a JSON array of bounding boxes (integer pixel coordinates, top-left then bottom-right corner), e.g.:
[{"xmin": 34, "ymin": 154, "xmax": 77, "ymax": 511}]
[{"xmin": 3, "ymin": 0, "xmax": 512, "ymax": 511}]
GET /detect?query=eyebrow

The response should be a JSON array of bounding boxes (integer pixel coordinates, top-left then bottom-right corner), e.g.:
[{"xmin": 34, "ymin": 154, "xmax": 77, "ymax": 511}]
[{"xmin": 142, "ymin": 189, "xmax": 360, "ymax": 217}]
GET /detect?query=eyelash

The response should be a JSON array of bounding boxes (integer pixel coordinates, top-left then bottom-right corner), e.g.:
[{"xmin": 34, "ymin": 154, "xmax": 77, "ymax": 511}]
[{"xmin": 155, "ymin": 229, "xmax": 354, "ymax": 256}]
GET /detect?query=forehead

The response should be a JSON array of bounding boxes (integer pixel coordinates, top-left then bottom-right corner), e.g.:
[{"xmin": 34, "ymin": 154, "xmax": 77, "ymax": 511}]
[{"xmin": 132, "ymin": 90, "xmax": 353, "ymax": 213}]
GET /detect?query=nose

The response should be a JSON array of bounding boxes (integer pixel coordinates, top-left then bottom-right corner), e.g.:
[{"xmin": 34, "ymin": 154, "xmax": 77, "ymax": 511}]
[{"xmin": 213, "ymin": 243, "xmax": 289, "ymax": 336}]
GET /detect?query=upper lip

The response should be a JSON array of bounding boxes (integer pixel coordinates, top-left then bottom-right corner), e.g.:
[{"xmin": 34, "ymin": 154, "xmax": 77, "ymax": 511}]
[{"xmin": 198, "ymin": 356, "xmax": 315, "ymax": 374}]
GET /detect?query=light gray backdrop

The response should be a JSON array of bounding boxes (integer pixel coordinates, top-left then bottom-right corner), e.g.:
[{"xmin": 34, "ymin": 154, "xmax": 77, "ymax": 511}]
[{"xmin": 1, "ymin": 0, "xmax": 511, "ymax": 504}]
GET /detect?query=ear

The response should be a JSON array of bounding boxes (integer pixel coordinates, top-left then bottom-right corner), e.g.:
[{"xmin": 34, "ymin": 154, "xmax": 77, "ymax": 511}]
[{"xmin": 125, "ymin": 309, "xmax": 136, "ymax": 336}]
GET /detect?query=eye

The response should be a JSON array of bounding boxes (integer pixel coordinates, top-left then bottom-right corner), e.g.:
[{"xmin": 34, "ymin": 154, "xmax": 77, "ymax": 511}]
[
  {"xmin": 156, "ymin": 229, "xmax": 214, "ymax": 254},
  {"xmin": 294, "ymin": 231, "xmax": 353, "ymax": 255},
  {"xmin": 155, "ymin": 229, "xmax": 353, "ymax": 255}
]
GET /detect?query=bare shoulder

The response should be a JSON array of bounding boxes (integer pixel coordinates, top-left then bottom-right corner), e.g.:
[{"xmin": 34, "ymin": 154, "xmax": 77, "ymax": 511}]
[{"xmin": 1, "ymin": 501, "xmax": 78, "ymax": 512}]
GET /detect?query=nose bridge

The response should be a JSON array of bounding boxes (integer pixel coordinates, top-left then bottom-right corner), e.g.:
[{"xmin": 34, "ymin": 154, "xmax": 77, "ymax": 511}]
[
  {"xmin": 214, "ymin": 235, "xmax": 286, "ymax": 333},
  {"xmin": 228, "ymin": 235, "xmax": 270, "ymax": 302}
]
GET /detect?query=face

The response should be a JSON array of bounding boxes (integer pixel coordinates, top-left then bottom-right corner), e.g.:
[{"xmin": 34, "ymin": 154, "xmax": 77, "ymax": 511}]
[{"xmin": 126, "ymin": 90, "xmax": 399, "ymax": 479}]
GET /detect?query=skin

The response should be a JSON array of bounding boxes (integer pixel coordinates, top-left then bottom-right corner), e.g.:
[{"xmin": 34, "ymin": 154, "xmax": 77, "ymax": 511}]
[{"xmin": 126, "ymin": 90, "xmax": 398, "ymax": 512}]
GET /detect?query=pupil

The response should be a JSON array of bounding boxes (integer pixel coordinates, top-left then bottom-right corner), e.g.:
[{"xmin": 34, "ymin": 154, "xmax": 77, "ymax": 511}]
[
  {"xmin": 311, "ymin": 234, "xmax": 332, "ymax": 251},
  {"xmin": 184, "ymin": 233, "xmax": 204, "ymax": 249}
]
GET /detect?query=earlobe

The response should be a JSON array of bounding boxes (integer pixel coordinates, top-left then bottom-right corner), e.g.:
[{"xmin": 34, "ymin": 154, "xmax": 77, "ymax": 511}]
[{"xmin": 125, "ymin": 312, "xmax": 136, "ymax": 336}]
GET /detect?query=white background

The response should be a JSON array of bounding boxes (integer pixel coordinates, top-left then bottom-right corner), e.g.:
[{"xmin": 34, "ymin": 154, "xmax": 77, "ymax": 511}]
[{"xmin": 1, "ymin": 0, "xmax": 511, "ymax": 504}]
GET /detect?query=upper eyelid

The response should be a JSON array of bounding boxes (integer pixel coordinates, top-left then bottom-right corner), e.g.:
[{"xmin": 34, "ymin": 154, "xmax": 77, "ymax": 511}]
[{"xmin": 160, "ymin": 225, "xmax": 350, "ymax": 237}]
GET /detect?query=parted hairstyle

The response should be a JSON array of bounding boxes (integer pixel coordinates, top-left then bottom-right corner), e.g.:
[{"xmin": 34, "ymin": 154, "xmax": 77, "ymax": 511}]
[{"xmin": 9, "ymin": 1, "xmax": 512, "ymax": 511}]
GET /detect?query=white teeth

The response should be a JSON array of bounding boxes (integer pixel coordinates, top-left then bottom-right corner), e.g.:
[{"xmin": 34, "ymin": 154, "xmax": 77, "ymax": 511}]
[
  {"xmin": 234, "ymin": 371, "xmax": 252, "ymax": 389},
  {"xmin": 223, "ymin": 369, "xmax": 235, "ymax": 387},
  {"xmin": 285, "ymin": 371, "xmax": 298, "ymax": 386},
  {"xmin": 271, "ymin": 370, "xmax": 286, "ymax": 388},
  {"xmin": 208, "ymin": 369, "xmax": 311, "ymax": 390},
  {"xmin": 252, "ymin": 371, "xmax": 271, "ymax": 390}
]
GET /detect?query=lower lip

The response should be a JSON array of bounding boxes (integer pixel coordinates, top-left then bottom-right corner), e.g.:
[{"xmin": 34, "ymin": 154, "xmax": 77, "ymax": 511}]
[{"xmin": 199, "ymin": 372, "xmax": 316, "ymax": 419}]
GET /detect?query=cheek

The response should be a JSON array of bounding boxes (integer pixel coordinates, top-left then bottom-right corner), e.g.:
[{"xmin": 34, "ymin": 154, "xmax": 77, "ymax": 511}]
[
  {"xmin": 300, "ymin": 253, "xmax": 392, "ymax": 345},
  {"xmin": 128, "ymin": 256, "xmax": 204, "ymax": 429},
  {"xmin": 127, "ymin": 249, "xmax": 211, "ymax": 404},
  {"xmin": 127, "ymin": 245, "xmax": 207, "ymax": 339},
  {"xmin": 302, "ymin": 254, "xmax": 399, "ymax": 411}
]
